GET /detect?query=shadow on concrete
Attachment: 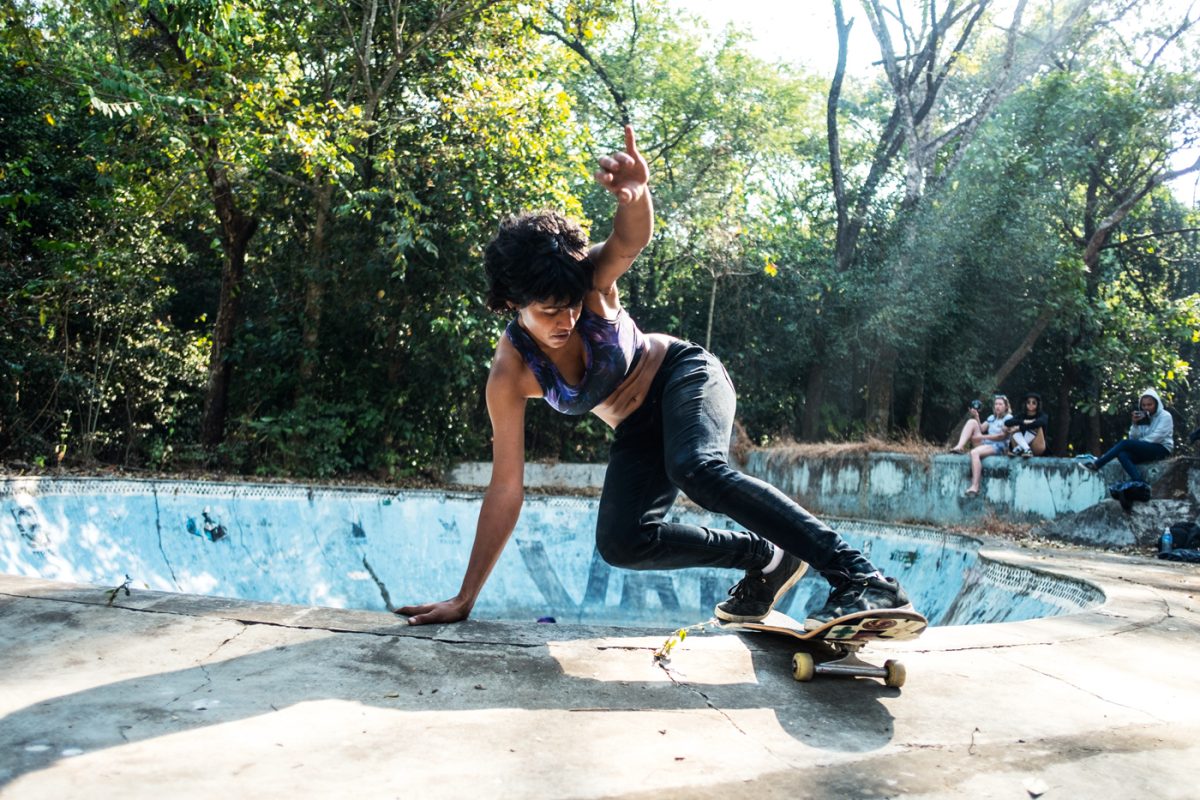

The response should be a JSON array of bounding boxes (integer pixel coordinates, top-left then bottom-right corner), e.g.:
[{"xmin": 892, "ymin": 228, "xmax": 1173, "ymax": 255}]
[
  {"xmin": 710, "ymin": 632, "xmax": 901, "ymax": 748},
  {"xmin": 0, "ymin": 586, "xmax": 900, "ymax": 787}
]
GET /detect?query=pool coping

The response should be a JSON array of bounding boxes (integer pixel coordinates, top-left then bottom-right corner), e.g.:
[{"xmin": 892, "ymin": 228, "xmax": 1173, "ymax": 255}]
[{"xmin": 0, "ymin": 534, "xmax": 1165, "ymax": 651}]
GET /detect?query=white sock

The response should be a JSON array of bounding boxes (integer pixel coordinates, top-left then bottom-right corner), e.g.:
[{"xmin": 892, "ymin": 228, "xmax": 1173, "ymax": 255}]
[{"xmin": 761, "ymin": 544, "xmax": 785, "ymax": 574}]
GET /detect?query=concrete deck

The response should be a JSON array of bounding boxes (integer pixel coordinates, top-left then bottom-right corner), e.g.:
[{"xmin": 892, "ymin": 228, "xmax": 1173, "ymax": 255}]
[{"xmin": 1, "ymin": 541, "xmax": 1197, "ymax": 799}]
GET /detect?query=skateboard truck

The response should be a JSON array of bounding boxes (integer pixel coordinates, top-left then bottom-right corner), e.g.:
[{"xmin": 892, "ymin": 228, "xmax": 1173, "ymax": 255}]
[
  {"xmin": 717, "ymin": 609, "xmax": 926, "ymax": 689},
  {"xmin": 791, "ymin": 643, "xmax": 907, "ymax": 688}
]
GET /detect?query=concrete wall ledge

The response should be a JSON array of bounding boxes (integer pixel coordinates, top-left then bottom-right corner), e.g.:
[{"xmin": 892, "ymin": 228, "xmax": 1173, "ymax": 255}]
[
  {"xmin": 744, "ymin": 450, "xmax": 1196, "ymax": 525},
  {"xmin": 450, "ymin": 453, "xmax": 1200, "ymax": 549},
  {"xmin": 448, "ymin": 462, "xmax": 606, "ymax": 492}
]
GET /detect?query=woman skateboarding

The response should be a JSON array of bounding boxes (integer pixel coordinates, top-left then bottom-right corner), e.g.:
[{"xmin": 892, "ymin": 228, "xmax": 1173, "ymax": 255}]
[{"xmin": 399, "ymin": 126, "xmax": 913, "ymax": 631}]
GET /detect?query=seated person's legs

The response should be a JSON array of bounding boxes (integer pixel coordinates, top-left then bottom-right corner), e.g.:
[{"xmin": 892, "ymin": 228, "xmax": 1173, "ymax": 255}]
[
  {"xmin": 965, "ymin": 441, "xmax": 1003, "ymax": 494},
  {"xmin": 951, "ymin": 418, "xmax": 984, "ymax": 453},
  {"xmin": 1114, "ymin": 439, "xmax": 1170, "ymax": 482},
  {"xmin": 1011, "ymin": 429, "xmax": 1036, "ymax": 456}
]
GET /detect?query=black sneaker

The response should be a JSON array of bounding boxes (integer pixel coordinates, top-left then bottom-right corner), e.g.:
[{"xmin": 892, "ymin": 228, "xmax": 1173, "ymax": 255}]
[
  {"xmin": 804, "ymin": 574, "xmax": 911, "ymax": 630},
  {"xmin": 714, "ymin": 551, "xmax": 808, "ymax": 623}
]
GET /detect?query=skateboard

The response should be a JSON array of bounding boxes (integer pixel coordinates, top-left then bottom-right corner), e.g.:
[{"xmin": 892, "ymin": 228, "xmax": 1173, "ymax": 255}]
[{"xmin": 719, "ymin": 608, "xmax": 927, "ymax": 687}]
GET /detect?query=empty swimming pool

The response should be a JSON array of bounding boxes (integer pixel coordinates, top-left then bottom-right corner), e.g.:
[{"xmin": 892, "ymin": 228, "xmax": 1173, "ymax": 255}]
[{"xmin": 0, "ymin": 477, "xmax": 1103, "ymax": 627}]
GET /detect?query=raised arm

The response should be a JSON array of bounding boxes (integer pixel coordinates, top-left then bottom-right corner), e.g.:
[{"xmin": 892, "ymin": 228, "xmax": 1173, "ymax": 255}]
[
  {"xmin": 590, "ymin": 125, "xmax": 653, "ymax": 298},
  {"xmin": 398, "ymin": 353, "xmax": 528, "ymax": 625}
]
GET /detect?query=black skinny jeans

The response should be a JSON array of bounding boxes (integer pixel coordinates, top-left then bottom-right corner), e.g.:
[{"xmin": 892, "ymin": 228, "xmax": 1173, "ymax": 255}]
[{"xmin": 595, "ymin": 341, "xmax": 875, "ymax": 584}]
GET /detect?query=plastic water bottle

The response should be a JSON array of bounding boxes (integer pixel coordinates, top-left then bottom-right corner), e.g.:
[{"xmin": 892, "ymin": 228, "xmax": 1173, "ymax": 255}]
[{"xmin": 1160, "ymin": 528, "xmax": 1174, "ymax": 554}]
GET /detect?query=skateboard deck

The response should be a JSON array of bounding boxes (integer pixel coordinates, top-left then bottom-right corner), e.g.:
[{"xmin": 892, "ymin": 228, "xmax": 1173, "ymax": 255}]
[{"xmin": 720, "ymin": 608, "xmax": 927, "ymax": 687}]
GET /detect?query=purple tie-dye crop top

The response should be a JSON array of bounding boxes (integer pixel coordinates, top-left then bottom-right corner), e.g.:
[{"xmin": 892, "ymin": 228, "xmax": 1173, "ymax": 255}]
[{"xmin": 505, "ymin": 307, "xmax": 646, "ymax": 415}]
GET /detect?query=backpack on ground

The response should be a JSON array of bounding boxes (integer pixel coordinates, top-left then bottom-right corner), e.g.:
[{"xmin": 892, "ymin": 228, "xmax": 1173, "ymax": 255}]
[
  {"xmin": 1108, "ymin": 480, "xmax": 1152, "ymax": 513},
  {"xmin": 1166, "ymin": 521, "xmax": 1200, "ymax": 550}
]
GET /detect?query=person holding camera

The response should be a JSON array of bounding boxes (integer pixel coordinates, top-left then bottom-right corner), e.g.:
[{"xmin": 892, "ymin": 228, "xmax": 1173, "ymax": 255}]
[
  {"xmin": 1005, "ymin": 392, "xmax": 1049, "ymax": 457},
  {"xmin": 1080, "ymin": 388, "xmax": 1173, "ymax": 481},
  {"xmin": 949, "ymin": 395, "xmax": 1013, "ymax": 497}
]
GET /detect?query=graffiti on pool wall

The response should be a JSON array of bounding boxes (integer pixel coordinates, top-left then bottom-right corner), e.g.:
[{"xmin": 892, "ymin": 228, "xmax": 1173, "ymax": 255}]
[
  {"xmin": 10, "ymin": 499, "xmax": 50, "ymax": 552},
  {"xmin": 186, "ymin": 508, "xmax": 227, "ymax": 542},
  {"xmin": 438, "ymin": 517, "xmax": 461, "ymax": 544},
  {"xmin": 510, "ymin": 542, "xmax": 739, "ymax": 619}
]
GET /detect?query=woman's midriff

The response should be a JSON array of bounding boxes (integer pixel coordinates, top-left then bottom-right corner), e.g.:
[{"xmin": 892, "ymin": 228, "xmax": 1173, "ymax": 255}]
[{"xmin": 592, "ymin": 333, "xmax": 677, "ymax": 429}]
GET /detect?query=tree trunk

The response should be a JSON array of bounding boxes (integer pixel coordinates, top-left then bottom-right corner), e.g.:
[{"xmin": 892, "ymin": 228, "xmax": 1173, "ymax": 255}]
[
  {"xmin": 298, "ymin": 182, "xmax": 333, "ymax": 392},
  {"xmin": 906, "ymin": 361, "xmax": 927, "ymax": 435},
  {"xmin": 801, "ymin": 356, "xmax": 826, "ymax": 441},
  {"xmin": 200, "ymin": 162, "xmax": 258, "ymax": 449},
  {"xmin": 865, "ymin": 343, "xmax": 897, "ymax": 435},
  {"xmin": 1088, "ymin": 387, "xmax": 1103, "ymax": 455},
  {"xmin": 704, "ymin": 274, "xmax": 717, "ymax": 352},
  {"xmin": 988, "ymin": 305, "xmax": 1057, "ymax": 391},
  {"xmin": 1053, "ymin": 344, "xmax": 1079, "ymax": 456}
]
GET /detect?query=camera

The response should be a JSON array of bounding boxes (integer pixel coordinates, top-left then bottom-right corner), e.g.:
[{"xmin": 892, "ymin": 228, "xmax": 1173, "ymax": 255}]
[
  {"xmin": 969, "ymin": 399, "xmax": 983, "ymax": 411},
  {"xmin": 1133, "ymin": 409, "xmax": 1148, "ymax": 421}
]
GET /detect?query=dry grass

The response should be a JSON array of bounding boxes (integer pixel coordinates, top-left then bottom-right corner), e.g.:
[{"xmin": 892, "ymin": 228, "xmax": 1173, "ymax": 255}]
[
  {"xmin": 756, "ymin": 433, "xmax": 943, "ymax": 467},
  {"xmin": 945, "ymin": 514, "xmax": 1037, "ymax": 543},
  {"xmin": 0, "ymin": 462, "xmax": 446, "ymax": 491}
]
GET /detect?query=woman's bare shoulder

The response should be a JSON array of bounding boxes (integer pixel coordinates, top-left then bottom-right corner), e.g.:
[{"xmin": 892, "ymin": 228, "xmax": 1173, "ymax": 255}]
[{"xmin": 490, "ymin": 335, "xmax": 541, "ymax": 399}]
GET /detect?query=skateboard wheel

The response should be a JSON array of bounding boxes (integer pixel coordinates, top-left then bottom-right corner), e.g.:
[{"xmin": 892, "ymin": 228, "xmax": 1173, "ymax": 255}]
[
  {"xmin": 792, "ymin": 652, "xmax": 815, "ymax": 682},
  {"xmin": 884, "ymin": 659, "xmax": 906, "ymax": 688}
]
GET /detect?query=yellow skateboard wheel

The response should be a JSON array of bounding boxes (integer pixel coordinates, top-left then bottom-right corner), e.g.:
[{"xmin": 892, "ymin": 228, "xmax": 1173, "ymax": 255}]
[
  {"xmin": 792, "ymin": 652, "xmax": 815, "ymax": 682},
  {"xmin": 884, "ymin": 659, "xmax": 906, "ymax": 688}
]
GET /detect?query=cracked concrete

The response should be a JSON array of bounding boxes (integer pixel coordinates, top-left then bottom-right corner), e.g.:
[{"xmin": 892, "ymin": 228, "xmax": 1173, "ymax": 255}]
[{"xmin": 1, "ymin": 539, "xmax": 1198, "ymax": 799}]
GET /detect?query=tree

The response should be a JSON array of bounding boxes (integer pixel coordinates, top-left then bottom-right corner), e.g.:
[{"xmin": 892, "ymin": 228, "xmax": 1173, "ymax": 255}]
[
  {"xmin": 816, "ymin": 0, "xmax": 1089, "ymax": 436},
  {"xmin": 0, "ymin": 3, "xmax": 208, "ymax": 465}
]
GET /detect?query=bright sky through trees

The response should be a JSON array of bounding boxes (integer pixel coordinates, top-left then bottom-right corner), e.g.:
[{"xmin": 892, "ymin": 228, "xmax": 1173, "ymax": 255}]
[{"xmin": 677, "ymin": 0, "xmax": 1200, "ymax": 203}]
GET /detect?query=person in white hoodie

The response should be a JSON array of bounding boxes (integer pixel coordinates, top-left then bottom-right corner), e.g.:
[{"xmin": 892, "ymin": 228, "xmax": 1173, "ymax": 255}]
[{"xmin": 1082, "ymin": 388, "xmax": 1174, "ymax": 481}]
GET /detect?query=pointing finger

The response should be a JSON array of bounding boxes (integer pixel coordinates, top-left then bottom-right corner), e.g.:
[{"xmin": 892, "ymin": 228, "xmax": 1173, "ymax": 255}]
[{"xmin": 624, "ymin": 124, "xmax": 638, "ymax": 157}]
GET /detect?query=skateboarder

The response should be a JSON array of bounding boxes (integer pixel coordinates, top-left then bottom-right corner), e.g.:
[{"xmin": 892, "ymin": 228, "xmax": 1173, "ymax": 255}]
[{"xmin": 398, "ymin": 126, "xmax": 913, "ymax": 631}]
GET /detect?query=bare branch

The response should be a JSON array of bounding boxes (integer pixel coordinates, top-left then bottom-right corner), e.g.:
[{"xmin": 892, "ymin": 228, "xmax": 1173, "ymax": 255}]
[
  {"xmin": 338, "ymin": 3, "xmax": 372, "ymax": 97},
  {"xmin": 938, "ymin": 0, "xmax": 1090, "ymax": 181},
  {"xmin": 1103, "ymin": 227, "xmax": 1200, "ymax": 251},
  {"xmin": 828, "ymin": 0, "xmax": 853, "ymax": 246},
  {"xmin": 1141, "ymin": 11, "xmax": 1196, "ymax": 84},
  {"xmin": 1084, "ymin": 155, "xmax": 1200, "ymax": 265},
  {"xmin": 367, "ymin": 1, "xmax": 506, "ymax": 120},
  {"xmin": 528, "ymin": 15, "xmax": 631, "ymax": 124}
]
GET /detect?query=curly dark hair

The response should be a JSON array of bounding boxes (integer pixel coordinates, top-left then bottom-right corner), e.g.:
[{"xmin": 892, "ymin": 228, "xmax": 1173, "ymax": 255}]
[{"xmin": 483, "ymin": 210, "xmax": 594, "ymax": 313}]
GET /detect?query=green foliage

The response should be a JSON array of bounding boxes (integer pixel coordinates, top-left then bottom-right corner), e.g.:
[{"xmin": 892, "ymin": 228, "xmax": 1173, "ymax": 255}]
[
  {"xmin": 0, "ymin": 38, "xmax": 208, "ymax": 466},
  {"xmin": 2, "ymin": 0, "xmax": 1199, "ymax": 476}
]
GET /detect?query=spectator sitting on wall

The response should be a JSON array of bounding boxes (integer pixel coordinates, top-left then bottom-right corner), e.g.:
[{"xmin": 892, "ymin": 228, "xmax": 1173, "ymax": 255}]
[
  {"xmin": 1005, "ymin": 392, "xmax": 1049, "ymax": 457},
  {"xmin": 950, "ymin": 394, "xmax": 1013, "ymax": 497},
  {"xmin": 1080, "ymin": 388, "xmax": 1174, "ymax": 482}
]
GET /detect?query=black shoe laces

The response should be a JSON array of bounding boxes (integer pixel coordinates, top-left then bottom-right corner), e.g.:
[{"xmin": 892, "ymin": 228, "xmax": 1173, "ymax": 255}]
[
  {"xmin": 727, "ymin": 574, "xmax": 764, "ymax": 599},
  {"xmin": 828, "ymin": 578, "xmax": 868, "ymax": 605}
]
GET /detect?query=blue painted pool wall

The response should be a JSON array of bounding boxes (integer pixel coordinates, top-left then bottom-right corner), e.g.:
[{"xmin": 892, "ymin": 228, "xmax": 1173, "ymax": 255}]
[
  {"xmin": 1, "ymin": 478, "xmax": 1102, "ymax": 628},
  {"xmin": 744, "ymin": 451, "xmax": 1177, "ymax": 525}
]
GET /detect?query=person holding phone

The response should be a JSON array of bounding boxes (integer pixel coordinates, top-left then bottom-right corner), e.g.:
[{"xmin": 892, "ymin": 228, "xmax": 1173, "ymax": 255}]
[{"xmin": 1080, "ymin": 389, "xmax": 1174, "ymax": 481}]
